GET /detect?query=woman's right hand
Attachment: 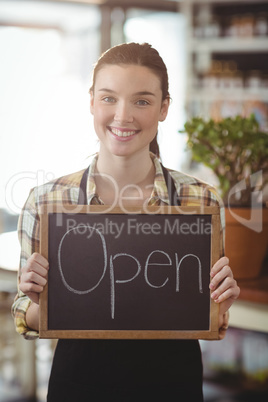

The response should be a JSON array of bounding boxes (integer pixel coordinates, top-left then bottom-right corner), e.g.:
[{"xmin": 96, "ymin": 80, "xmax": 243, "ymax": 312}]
[{"xmin": 19, "ymin": 252, "xmax": 49, "ymax": 305}]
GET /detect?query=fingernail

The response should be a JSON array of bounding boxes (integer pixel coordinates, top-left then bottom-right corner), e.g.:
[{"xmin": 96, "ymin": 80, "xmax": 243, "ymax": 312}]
[{"xmin": 210, "ymin": 283, "xmax": 215, "ymax": 290}]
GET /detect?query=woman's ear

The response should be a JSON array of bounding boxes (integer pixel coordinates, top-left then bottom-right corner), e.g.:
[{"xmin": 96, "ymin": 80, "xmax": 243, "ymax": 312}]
[
  {"xmin": 89, "ymin": 90, "xmax": 94, "ymax": 115},
  {"xmin": 159, "ymin": 98, "xmax": 170, "ymax": 122}
]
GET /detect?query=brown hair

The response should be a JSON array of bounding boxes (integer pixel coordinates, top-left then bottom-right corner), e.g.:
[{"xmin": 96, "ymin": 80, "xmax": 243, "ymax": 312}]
[{"xmin": 90, "ymin": 42, "xmax": 170, "ymax": 158}]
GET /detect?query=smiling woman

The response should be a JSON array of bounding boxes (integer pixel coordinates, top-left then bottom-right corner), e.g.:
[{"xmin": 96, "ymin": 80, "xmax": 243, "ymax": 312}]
[
  {"xmin": 87, "ymin": 43, "xmax": 171, "ymax": 206},
  {"xmin": 12, "ymin": 42, "xmax": 240, "ymax": 401},
  {"xmin": 89, "ymin": 41, "xmax": 171, "ymax": 160},
  {"xmin": 90, "ymin": 64, "xmax": 169, "ymax": 160}
]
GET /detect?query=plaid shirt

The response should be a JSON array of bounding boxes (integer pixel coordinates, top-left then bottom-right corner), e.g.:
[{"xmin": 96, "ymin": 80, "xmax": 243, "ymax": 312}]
[{"xmin": 12, "ymin": 153, "xmax": 225, "ymax": 339}]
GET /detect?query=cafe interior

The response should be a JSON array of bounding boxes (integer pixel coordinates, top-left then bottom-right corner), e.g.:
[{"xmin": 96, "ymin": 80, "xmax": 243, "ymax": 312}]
[{"xmin": 0, "ymin": 0, "xmax": 268, "ymax": 401}]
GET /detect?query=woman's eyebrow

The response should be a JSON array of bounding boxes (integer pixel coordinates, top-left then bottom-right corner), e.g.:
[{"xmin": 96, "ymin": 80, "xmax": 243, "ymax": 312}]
[
  {"xmin": 134, "ymin": 91, "xmax": 156, "ymax": 97},
  {"xmin": 98, "ymin": 88, "xmax": 115, "ymax": 93},
  {"xmin": 98, "ymin": 88, "xmax": 156, "ymax": 97}
]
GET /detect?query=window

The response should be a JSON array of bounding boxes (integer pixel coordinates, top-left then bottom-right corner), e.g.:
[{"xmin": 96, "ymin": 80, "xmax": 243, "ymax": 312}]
[{"xmin": 1, "ymin": 1, "xmax": 100, "ymax": 214}]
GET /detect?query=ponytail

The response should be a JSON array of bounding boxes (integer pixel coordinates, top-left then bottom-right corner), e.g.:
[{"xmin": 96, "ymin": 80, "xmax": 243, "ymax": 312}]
[{"xmin": 149, "ymin": 135, "xmax": 160, "ymax": 159}]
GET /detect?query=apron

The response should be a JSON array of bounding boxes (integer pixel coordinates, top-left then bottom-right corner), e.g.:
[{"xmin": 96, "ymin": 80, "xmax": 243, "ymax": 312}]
[{"xmin": 47, "ymin": 165, "xmax": 204, "ymax": 402}]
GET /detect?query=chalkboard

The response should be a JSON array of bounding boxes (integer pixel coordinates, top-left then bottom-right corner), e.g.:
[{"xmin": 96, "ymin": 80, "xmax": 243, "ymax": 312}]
[{"xmin": 39, "ymin": 205, "xmax": 220, "ymax": 339}]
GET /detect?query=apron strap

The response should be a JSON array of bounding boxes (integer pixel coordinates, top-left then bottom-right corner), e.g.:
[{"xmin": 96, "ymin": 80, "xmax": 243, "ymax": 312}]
[
  {"xmin": 78, "ymin": 164, "xmax": 181, "ymax": 206},
  {"xmin": 161, "ymin": 163, "xmax": 181, "ymax": 206}
]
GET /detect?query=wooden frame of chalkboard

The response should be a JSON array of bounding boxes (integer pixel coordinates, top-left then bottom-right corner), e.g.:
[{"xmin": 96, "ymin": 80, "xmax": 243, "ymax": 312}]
[{"xmin": 39, "ymin": 205, "xmax": 221, "ymax": 340}]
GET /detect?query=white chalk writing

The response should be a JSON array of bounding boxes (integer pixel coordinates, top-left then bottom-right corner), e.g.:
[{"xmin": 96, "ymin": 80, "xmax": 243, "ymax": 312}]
[{"xmin": 57, "ymin": 225, "xmax": 205, "ymax": 318}]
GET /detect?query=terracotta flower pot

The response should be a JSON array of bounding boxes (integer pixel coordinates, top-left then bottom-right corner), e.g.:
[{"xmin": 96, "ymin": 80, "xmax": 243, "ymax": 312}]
[{"xmin": 225, "ymin": 207, "xmax": 268, "ymax": 280}]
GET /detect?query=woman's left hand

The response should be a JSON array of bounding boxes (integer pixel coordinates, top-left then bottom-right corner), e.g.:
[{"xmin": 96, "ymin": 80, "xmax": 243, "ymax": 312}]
[{"xmin": 210, "ymin": 256, "xmax": 240, "ymax": 339}]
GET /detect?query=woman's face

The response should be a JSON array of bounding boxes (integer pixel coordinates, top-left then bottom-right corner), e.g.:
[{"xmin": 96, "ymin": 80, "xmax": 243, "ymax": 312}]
[{"xmin": 90, "ymin": 64, "xmax": 169, "ymax": 159}]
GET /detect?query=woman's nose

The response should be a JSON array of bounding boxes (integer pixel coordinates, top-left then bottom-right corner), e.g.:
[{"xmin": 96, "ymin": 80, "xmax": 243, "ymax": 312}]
[{"xmin": 114, "ymin": 102, "xmax": 134, "ymax": 124}]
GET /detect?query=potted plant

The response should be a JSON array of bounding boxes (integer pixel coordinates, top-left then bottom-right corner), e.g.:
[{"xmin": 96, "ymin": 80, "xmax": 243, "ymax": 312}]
[{"xmin": 180, "ymin": 114, "xmax": 268, "ymax": 279}]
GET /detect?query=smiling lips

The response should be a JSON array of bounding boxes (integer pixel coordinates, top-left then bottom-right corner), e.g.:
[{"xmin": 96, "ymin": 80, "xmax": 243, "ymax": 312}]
[{"xmin": 109, "ymin": 126, "xmax": 139, "ymax": 138}]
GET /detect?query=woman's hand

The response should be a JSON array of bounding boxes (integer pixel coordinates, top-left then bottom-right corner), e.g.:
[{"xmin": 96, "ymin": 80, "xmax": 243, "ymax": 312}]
[
  {"xmin": 210, "ymin": 256, "xmax": 240, "ymax": 340},
  {"xmin": 19, "ymin": 252, "xmax": 49, "ymax": 305}
]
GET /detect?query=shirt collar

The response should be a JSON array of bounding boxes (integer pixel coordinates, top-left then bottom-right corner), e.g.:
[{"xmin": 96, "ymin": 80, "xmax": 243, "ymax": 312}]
[
  {"xmin": 86, "ymin": 153, "xmax": 170, "ymax": 206},
  {"xmin": 150, "ymin": 154, "xmax": 170, "ymax": 205}
]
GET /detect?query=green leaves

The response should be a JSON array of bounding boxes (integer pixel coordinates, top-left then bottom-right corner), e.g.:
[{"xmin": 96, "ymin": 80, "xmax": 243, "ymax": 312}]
[{"xmin": 180, "ymin": 114, "xmax": 268, "ymax": 206}]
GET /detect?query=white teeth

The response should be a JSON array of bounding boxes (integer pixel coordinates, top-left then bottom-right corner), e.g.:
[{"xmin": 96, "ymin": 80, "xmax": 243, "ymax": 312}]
[{"xmin": 110, "ymin": 127, "xmax": 136, "ymax": 137}]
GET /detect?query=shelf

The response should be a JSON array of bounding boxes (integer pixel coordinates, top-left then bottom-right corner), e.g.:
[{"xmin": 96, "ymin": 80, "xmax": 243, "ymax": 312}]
[
  {"xmin": 190, "ymin": 37, "xmax": 268, "ymax": 53},
  {"xmin": 187, "ymin": 88, "xmax": 268, "ymax": 102},
  {"xmin": 229, "ymin": 299, "xmax": 268, "ymax": 333},
  {"xmin": 228, "ymin": 276, "xmax": 268, "ymax": 332},
  {"xmin": 182, "ymin": 0, "xmax": 268, "ymax": 124},
  {"xmin": 184, "ymin": 0, "xmax": 268, "ymax": 4}
]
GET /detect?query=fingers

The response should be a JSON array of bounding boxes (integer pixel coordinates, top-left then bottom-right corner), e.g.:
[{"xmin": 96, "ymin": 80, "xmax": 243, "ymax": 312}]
[
  {"xmin": 211, "ymin": 256, "xmax": 232, "ymax": 279},
  {"xmin": 27, "ymin": 253, "xmax": 48, "ymax": 277},
  {"xmin": 19, "ymin": 253, "xmax": 49, "ymax": 302},
  {"xmin": 210, "ymin": 276, "xmax": 237, "ymax": 304},
  {"xmin": 210, "ymin": 256, "xmax": 240, "ymax": 337},
  {"xmin": 210, "ymin": 256, "xmax": 240, "ymax": 304},
  {"xmin": 210, "ymin": 258, "xmax": 232, "ymax": 300}
]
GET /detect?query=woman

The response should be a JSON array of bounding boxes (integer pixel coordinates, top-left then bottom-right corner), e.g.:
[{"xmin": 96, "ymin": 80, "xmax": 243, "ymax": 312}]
[{"xmin": 12, "ymin": 42, "xmax": 240, "ymax": 401}]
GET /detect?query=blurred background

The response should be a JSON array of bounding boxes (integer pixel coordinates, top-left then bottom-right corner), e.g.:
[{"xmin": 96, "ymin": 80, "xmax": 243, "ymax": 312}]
[{"xmin": 0, "ymin": 0, "xmax": 268, "ymax": 401}]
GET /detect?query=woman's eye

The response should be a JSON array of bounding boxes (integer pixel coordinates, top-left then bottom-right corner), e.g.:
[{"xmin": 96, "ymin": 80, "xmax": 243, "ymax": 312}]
[
  {"xmin": 136, "ymin": 100, "xmax": 149, "ymax": 106},
  {"xmin": 103, "ymin": 97, "xmax": 116, "ymax": 103}
]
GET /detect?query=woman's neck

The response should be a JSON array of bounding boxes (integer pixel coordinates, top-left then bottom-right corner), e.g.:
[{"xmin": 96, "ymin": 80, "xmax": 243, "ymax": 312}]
[{"xmin": 95, "ymin": 150, "xmax": 155, "ymax": 206}]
